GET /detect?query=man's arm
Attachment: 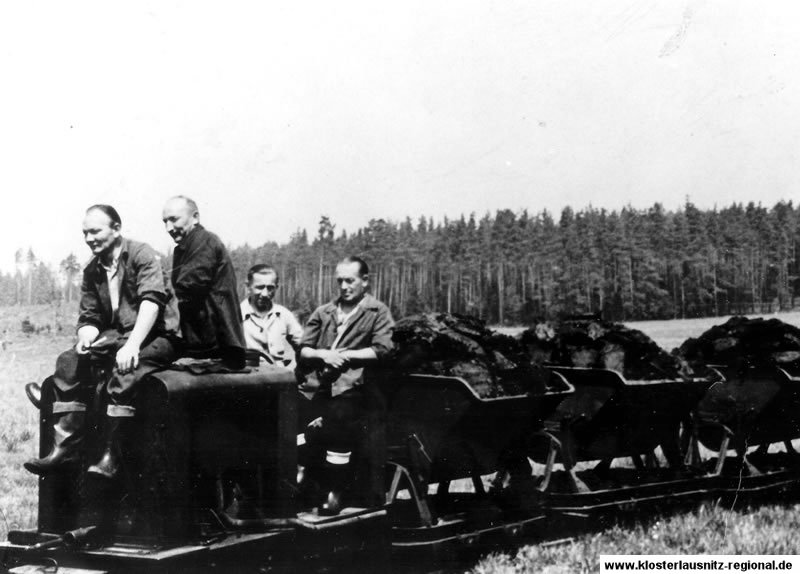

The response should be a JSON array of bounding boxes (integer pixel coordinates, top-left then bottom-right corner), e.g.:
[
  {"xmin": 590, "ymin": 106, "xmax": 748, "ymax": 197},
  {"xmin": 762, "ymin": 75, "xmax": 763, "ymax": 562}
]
[
  {"xmin": 297, "ymin": 307, "xmax": 349, "ymax": 369},
  {"xmin": 76, "ymin": 266, "xmax": 102, "ymax": 354},
  {"xmin": 300, "ymin": 346, "xmax": 350, "ymax": 369},
  {"xmin": 339, "ymin": 347, "xmax": 377, "ymax": 365},
  {"xmin": 115, "ymin": 300, "xmax": 159, "ymax": 373},
  {"xmin": 76, "ymin": 266, "xmax": 103, "ymax": 333},
  {"xmin": 172, "ymin": 235, "xmax": 219, "ymax": 303},
  {"xmin": 360, "ymin": 304, "xmax": 395, "ymax": 362},
  {"xmin": 115, "ymin": 244, "xmax": 168, "ymax": 372},
  {"xmin": 285, "ymin": 310, "xmax": 304, "ymax": 352}
]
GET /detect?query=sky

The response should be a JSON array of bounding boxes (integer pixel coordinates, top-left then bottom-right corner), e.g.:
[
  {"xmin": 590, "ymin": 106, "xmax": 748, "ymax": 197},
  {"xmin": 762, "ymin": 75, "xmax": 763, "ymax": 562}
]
[{"xmin": 1, "ymin": 1, "xmax": 799, "ymax": 273}]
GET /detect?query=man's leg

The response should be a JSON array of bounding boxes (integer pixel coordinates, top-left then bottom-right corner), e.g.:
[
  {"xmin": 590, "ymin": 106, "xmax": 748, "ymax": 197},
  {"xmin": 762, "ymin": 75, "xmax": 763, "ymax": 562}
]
[
  {"xmin": 88, "ymin": 337, "xmax": 175, "ymax": 479},
  {"xmin": 24, "ymin": 348, "xmax": 97, "ymax": 475},
  {"xmin": 311, "ymin": 389, "xmax": 366, "ymax": 515}
]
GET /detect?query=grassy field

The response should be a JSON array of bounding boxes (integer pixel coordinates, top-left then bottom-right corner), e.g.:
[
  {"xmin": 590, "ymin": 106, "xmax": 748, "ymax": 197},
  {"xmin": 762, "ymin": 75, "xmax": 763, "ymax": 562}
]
[{"xmin": 4, "ymin": 305, "xmax": 800, "ymax": 571}]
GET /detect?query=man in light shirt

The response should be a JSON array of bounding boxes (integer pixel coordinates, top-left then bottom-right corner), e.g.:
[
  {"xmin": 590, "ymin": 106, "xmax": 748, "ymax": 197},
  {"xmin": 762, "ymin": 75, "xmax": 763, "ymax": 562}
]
[
  {"xmin": 240, "ymin": 264, "xmax": 303, "ymax": 367},
  {"xmin": 25, "ymin": 204, "xmax": 178, "ymax": 479}
]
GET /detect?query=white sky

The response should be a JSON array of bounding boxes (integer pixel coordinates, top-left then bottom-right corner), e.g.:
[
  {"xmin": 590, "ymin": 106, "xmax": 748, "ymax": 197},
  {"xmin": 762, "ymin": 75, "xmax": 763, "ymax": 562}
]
[{"xmin": 1, "ymin": 1, "xmax": 799, "ymax": 272}]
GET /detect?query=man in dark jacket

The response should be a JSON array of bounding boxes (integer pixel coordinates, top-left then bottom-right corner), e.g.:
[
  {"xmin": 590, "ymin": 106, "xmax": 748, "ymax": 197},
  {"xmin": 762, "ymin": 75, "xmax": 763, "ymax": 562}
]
[
  {"xmin": 25, "ymin": 205, "xmax": 179, "ymax": 478},
  {"xmin": 298, "ymin": 256, "xmax": 394, "ymax": 514},
  {"xmin": 162, "ymin": 196, "xmax": 246, "ymax": 368}
]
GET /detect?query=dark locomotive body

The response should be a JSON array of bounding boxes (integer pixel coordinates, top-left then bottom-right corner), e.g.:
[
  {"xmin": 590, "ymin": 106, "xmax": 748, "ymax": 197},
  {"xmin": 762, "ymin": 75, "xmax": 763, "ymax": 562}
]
[{"xmin": 3, "ymin": 366, "xmax": 387, "ymax": 573}]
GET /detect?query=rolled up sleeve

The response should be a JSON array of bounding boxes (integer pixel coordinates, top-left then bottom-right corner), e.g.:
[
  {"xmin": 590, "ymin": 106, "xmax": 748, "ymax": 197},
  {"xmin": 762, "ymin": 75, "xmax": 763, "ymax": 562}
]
[
  {"xmin": 300, "ymin": 308, "xmax": 323, "ymax": 350},
  {"xmin": 285, "ymin": 310, "xmax": 305, "ymax": 350},
  {"xmin": 132, "ymin": 244, "xmax": 168, "ymax": 309},
  {"xmin": 369, "ymin": 306, "xmax": 394, "ymax": 360}
]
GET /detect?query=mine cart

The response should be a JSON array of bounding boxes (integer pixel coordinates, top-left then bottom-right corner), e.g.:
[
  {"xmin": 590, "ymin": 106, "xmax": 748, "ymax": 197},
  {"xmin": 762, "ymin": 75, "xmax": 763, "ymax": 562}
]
[
  {"xmin": 533, "ymin": 367, "xmax": 719, "ymax": 514},
  {"xmin": 691, "ymin": 364, "xmax": 800, "ymax": 494},
  {"xmin": 3, "ymin": 366, "xmax": 387, "ymax": 574},
  {"xmin": 377, "ymin": 372, "xmax": 573, "ymax": 560}
]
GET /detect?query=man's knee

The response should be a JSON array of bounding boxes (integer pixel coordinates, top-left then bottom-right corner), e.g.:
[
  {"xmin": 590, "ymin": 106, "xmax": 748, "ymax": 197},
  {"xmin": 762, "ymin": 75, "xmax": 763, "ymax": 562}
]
[
  {"xmin": 138, "ymin": 337, "xmax": 176, "ymax": 366},
  {"xmin": 53, "ymin": 348, "xmax": 91, "ymax": 397}
]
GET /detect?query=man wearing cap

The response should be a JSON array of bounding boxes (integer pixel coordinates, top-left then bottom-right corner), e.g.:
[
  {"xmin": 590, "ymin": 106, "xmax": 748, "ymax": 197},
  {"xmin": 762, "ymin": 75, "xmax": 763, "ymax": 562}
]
[
  {"xmin": 297, "ymin": 255, "xmax": 393, "ymax": 514},
  {"xmin": 162, "ymin": 195, "xmax": 246, "ymax": 369},
  {"xmin": 240, "ymin": 264, "xmax": 303, "ymax": 367},
  {"xmin": 25, "ymin": 205, "xmax": 179, "ymax": 479}
]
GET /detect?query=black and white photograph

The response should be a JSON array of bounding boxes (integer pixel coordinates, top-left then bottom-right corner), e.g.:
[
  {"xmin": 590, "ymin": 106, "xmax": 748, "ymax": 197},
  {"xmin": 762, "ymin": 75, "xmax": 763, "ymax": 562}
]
[{"xmin": 2, "ymin": 2, "xmax": 800, "ymax": 573}]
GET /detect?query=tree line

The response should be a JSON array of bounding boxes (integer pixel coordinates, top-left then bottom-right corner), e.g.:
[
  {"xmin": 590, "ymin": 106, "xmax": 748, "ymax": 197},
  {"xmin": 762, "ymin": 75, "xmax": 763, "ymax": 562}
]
[
  {"xmin": 229, "ymin": 200, "xmax": 800, "ymax": 323},
  {"xmin": 3, "ymin": 200, "xmax": 800, "ymax": 325}
]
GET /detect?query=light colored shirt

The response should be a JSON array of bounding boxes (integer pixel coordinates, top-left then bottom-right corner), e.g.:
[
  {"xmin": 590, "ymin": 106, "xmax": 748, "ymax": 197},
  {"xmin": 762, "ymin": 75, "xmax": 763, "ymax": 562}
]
[
  {"xmin": 332, "ymin": 300, "xmax": 363, "ymax": 349},
  {"xmin": 99, "ymin": 248, "xmax": 122, "ymax": 319},
  {"xmin": 240, "ymin": 299, "xmax": 303, "ymax": 366}
]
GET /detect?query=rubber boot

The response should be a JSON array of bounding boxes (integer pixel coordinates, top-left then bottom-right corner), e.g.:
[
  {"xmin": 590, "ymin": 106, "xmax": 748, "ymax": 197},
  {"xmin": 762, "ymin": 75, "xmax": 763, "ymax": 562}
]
[
  {"xmin": 24, "ymin": 401, "xmax": 87, "ymax": 475},
  {"xmin": 319, "ymin": 450, "xmax": 351, "ymax": 516},
  {"xmin": 87, "ymin": 404, "xmax": 135, "ymax": 480}
]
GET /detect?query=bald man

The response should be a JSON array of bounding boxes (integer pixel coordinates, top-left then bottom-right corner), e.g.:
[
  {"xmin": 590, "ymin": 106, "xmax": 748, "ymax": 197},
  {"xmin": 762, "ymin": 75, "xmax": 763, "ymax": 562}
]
[{"xmin": 162, "ymin": 196, "xmax": 246, "ymax": 368}]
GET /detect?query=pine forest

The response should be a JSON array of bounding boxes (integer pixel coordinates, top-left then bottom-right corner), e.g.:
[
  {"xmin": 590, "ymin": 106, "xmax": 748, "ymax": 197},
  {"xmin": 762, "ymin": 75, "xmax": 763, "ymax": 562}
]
[{"xmin": 5, "ymin": 200, "xmax": 800, "ymax": 325}]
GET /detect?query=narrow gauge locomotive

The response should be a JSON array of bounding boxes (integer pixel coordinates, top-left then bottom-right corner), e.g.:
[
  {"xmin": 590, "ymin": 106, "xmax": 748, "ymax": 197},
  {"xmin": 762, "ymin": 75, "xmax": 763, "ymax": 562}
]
[{"xmin": 5, "ymin": 357, "xmax": 800, "ymax": 572}]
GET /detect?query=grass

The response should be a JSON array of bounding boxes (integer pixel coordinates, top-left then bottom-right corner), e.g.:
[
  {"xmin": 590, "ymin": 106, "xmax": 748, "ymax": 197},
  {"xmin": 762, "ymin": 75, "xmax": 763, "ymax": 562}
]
[
  {"xmin": 4, "ymin": 304, "xmax": 800, "ymax": 571},
  {"xmin": 472, "ymin": 502, "xmax": 800, "ymax": 573},
  {"xmin": 0, "ymin": 332, "xmax": 74, "ymax": 540}
]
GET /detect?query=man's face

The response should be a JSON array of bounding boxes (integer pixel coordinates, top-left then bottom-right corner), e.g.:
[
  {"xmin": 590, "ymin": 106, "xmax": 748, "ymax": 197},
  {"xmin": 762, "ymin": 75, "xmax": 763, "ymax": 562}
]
[
  {"xmin": 162, "ymin": 199, "xmax": 198, "ymax": 244},
  {"xmin": 336, "ymin": 262, "xmax": 367, "ymax": 304},
  {"xmin": 248, "ymin": 272, "xmax": 278, "ymax": 312},
  {"xmin": 83, "ymin": 210, "xmax": 120, "ymax": 258}
]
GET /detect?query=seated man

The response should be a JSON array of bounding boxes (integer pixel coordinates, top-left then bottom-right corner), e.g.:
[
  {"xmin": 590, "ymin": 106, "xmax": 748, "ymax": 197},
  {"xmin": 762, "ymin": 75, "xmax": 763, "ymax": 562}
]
[
  {"xmin": 240, "ymin": 264, "xmax": 303, "ymax": 367},
  {"xmin": 25, "ymin": 205, "xmax": 178, "ymax": 478},
  {"xmin": 297, "ymin": 256, "xmax": 393, "ymax": 514},
  {"xmin": 162, "ymin": 195, "xmax": 246, "ymax": 368}
]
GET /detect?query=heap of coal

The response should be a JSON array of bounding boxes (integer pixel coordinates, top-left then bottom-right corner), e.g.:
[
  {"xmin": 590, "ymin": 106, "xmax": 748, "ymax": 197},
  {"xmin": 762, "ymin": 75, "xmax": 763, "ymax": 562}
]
[
  {"xmin": 390, "ymin": 313, "xmax": 548, "ymax": 398},
  {"xmin": 520, "ymin": 319, "xmax": 692, "ymax": 381},
  {"xmin": 677, "ymin": 316, "xmax": 800, "ymax": 372}
]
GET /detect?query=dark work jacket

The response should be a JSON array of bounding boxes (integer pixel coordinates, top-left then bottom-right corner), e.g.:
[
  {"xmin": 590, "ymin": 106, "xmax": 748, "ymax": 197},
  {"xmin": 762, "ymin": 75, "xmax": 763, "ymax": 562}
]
[
  {"xmin": 78, "ymin": 237, "xmax": 179, "ymax": 338},
  {"xmin": 170, "ymin": 224, "xmax": 246, "ymax": 368},
  {"xmin": 298, "ymin": 294, "xmax": 394, "ymax": 397}
]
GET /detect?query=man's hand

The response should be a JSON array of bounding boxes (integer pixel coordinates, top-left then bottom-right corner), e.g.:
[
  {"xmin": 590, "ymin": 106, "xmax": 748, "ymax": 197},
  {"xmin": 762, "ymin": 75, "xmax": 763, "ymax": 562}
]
[
  {"xmin": 115, "ymin": 341, "xmax": 140, "ymax": 374},
  {"xmin": 319, "ymin": 349, "xmax": 349, "ymax": 370},
  {"xmin": 75, "ymin": 326, "xmax": 100, "ymax": 355}
]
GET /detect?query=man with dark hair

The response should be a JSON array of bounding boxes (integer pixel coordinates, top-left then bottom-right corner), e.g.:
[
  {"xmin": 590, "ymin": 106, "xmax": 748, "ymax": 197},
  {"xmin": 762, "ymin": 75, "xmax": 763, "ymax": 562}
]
[
  {"xmin": 297, "ymin": 255, "xmax": 393, "ymax": 514},
  {"xmin": 162, "ymin": 196, "xmax": 246, "ymax": 368},
  {"xmin": 240, "ymin": 264, "xmax": 303, "ymax": 367},
  {"xmin": 25, "ymin": 205, "xmax": 179, "ymax": 478}
]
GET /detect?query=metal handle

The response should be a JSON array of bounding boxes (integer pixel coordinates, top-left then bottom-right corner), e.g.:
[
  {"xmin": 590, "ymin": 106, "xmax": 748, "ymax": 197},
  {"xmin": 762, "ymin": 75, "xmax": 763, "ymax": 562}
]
[{"xmin": 25, "ymin": 382, "xmax": 41, "ymax": 410}]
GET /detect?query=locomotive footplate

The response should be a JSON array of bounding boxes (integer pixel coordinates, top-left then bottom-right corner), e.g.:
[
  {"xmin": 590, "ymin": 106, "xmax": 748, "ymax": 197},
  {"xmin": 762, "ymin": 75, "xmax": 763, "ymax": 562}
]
[
  {"xmin": 293, "ymin": 507, "xmax": 390, "ymax": 572},
  {"xmin": 3, "ymin": 509, "xmax": 390, "ymax": 574},
  {"xmin": 1, "ymin": 529, "xmax": 295, "ymax": 574}
]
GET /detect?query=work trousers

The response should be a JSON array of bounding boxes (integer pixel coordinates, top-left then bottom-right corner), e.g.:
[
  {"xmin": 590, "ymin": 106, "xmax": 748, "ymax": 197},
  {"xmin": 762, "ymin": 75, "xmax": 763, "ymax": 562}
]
[
  {"xmin": 304, "ymin": 387, "xmax": 366, "ymax": 453},
  {"xmin": 303, "ymin": 385, "xmax": 386, "ymax": 506},
  {"xmin": 53, "ymin": 329, "xmax": 176, "ymax": 405}
]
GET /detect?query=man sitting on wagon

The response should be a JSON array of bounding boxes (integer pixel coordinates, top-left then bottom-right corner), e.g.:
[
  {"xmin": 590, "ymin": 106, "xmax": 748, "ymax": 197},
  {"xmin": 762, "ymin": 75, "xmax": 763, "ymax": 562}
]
[
  {"xmin": 25, "ymin": 205, "xmax": 179, "ymax": 478},
  {"xmin": 162, "ymin": 195, "xmax": 246, "ymax": 368},
  {"xmin": 297, "ymin": 255, "xmax": 394, "ymax": 514},
  {"xmin": 240, "ymin": 264, "xmax": 303, "ymax": 367}
]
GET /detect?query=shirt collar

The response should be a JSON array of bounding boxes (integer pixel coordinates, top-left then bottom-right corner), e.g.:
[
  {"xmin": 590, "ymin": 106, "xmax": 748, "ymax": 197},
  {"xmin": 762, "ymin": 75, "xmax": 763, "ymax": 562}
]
[
  {"xmin": 241, "ymin": 298, "xmax": 280, "ymax": 320},
  {"xmin": 98, "ymin": 239, "xmax": 125, "ymax": 274}
]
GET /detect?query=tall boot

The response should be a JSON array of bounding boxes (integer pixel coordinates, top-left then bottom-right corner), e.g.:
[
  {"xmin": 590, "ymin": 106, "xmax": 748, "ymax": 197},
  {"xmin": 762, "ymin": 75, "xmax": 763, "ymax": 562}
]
[
  {"xmin": 24, "ymin": 401, "xmax": 87, "ymax": 475},
  {"xmin": 319, "ymin": 450, "xmax": 351, "ymax": 516},
  {"xmin": 87, "ymin": 404, "xmax": 135, "ymax": 480}
]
